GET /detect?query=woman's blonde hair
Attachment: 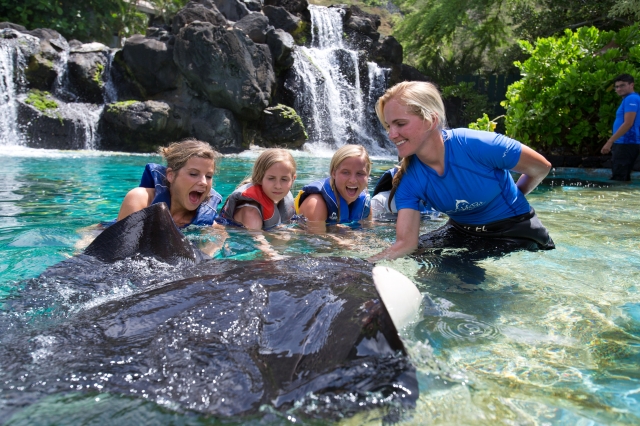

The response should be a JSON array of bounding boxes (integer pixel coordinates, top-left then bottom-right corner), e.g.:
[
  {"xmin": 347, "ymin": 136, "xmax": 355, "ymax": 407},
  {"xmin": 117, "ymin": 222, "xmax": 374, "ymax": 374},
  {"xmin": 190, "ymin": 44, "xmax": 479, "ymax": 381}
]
[
  {"xmin": 160, "ymin": 139, "xmax": 218, "ymax": 173},
  {"xmin": 241, "ymin": 148, "xmax": 297, "ymax": 186},
  {"xmin": 329, "ymin": 144, "xmax": 372, "ymax": 217},
  {"xmin": 374, "ymin": 82, "xmax": 447, "ymax": 206},
  {"xmin": 375, "ymin": 81, "xmax": 447, "ymax": 133}
]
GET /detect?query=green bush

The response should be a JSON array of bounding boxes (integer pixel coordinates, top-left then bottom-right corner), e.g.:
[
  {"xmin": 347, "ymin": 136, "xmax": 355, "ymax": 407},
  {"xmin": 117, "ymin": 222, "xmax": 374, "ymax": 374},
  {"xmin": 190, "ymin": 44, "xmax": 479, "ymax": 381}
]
[
  {"xmin": 0, "ymin": 0, "xmax": 149, "ymax": 45},
  {"xmin": 502, "ymin": 24, "xmax": 640, "ymax": 155}
]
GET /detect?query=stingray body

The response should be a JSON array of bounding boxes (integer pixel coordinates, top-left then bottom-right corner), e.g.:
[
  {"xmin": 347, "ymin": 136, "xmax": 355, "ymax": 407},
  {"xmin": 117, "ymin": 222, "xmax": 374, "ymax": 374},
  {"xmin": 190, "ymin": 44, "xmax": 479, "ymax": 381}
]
[{"xmin": 0, "ymin": 204, "xmax": 417, "ymax": 422}]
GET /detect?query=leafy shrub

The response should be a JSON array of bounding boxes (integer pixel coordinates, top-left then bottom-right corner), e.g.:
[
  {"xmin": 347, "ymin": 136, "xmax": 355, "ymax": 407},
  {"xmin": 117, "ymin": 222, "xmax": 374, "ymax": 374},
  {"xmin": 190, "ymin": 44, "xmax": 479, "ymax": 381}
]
[
  {"xmin": 502, "ymin": 24, "xmax": 640, "ymax": 155},
  {"xmin": 468, "ymin": 113, "xmax": 504, "ymax": 132}
]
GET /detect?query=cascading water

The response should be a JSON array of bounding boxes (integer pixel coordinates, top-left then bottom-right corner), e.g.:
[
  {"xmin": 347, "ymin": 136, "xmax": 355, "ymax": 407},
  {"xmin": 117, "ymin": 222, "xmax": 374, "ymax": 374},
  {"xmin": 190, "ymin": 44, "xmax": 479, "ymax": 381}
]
[
  {"xmin": 103, "ymin": 50, "xmax": 119, "ymax": 104},
  {"xmin": 290, "ymin": 5, "xmax": 393, "ymax": 155},
  {"xmin": 0, "ymin": 33, "xmax": 30, "ymax": 146},
  {"xmin": 0, "ymin": 30, "xmax": 106, "ymax": 150}
]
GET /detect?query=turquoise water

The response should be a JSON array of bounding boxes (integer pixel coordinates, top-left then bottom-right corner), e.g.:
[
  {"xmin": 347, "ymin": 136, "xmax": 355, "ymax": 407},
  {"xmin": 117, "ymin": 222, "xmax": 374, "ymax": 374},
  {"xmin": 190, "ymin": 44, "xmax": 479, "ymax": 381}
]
[{"xmin": 1, "ymin": 147, "xmax": 640, "ymax": 424}]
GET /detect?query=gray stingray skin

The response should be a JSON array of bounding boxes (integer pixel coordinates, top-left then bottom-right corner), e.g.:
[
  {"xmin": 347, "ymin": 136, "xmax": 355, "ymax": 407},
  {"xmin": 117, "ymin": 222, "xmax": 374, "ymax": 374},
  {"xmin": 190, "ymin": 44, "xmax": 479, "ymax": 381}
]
[{"xmin": 0, "ymin": 204, "xmax": 417, "ymax": 422}]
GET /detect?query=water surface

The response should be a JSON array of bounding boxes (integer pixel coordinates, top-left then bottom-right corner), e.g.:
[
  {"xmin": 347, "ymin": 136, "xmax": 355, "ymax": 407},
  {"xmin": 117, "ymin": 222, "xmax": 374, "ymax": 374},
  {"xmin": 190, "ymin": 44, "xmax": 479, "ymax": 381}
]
[{"xmin": 1, "ymin": 147, "xmax": 639, "ymax": 425}]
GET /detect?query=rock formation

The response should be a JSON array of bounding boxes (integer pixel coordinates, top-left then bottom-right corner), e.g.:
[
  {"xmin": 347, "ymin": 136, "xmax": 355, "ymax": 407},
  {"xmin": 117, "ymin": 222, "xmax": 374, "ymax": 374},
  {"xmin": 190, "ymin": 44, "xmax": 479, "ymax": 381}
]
[{"xmin": 0, "ymin": 2, "xmax": 427, "ymax": 152}]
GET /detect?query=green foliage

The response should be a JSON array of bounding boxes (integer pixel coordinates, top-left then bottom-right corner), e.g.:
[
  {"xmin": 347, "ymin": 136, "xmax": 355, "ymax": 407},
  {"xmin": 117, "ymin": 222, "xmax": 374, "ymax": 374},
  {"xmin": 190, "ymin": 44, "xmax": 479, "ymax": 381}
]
[
  {"xmin": 609, "ymin": 0, "xmax": 640, "ymax": 20},
  {"xmin": 501, "ymin": 24, "xmax": 640, "ymax": 154},
  {"xmin": 391, "ymin": 0, "xmax": 514, "ymax": 84},
  {"xmin": 0, "ymin": 0, "xmax": 149, "ymax": 45},
  {"xmin": 390, "ymin": 0, "xmax": 635, "ymax": 84},
  {"xmin": 25, "ymin": 89, "xmax": 58, "ymax": 111},
  {"xmin": 468, "ymin": 113, "xmax": 503, "ymax": 132}
]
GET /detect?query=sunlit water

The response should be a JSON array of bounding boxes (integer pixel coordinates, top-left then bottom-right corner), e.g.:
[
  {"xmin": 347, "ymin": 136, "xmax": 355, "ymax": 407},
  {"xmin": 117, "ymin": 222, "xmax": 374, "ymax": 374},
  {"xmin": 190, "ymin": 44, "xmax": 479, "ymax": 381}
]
[{"xmin": 1, "ymin": 147, "xmax": 639, "ymax": 425}]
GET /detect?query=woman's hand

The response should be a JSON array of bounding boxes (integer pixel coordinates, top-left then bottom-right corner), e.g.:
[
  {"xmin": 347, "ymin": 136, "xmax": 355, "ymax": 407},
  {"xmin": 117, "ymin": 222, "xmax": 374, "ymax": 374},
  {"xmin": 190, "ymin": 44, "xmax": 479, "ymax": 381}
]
[
  {"xmin": 367, "ymin": 208, "xmax": 421, "ymax": 262},
  {"xmin": 512, "ymin": 145, "xmax": 552, "ymax": 195}
]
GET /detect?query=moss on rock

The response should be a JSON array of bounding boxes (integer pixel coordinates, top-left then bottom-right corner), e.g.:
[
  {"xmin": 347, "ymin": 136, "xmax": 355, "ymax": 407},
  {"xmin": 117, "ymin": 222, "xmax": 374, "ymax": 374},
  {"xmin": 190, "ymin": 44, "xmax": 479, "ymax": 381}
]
[{"xmin": 25, "ymin": 90, "xmax": 58, "ymax": 112}]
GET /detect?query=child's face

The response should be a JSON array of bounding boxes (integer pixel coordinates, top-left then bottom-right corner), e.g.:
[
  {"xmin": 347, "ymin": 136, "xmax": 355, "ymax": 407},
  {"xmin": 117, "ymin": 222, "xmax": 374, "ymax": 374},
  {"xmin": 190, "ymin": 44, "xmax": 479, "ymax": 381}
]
[
  {"xmin": 260, "ymin": 162, "xmax": 296, "ymax": 203},
  {"xmin": 331, "ymin": 155, "xmax": 369, "ymax": 204}
]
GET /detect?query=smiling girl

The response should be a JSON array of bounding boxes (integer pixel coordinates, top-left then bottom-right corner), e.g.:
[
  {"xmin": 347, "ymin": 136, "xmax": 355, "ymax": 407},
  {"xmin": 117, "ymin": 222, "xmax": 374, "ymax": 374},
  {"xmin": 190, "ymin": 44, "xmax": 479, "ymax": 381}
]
[
  {"xmin": 117, "ymin": 139, "xmax": 222, "ymax": 228},
  {"xmin": 218, "ymin": 148, "xmax": 297, "ymax": 230},
  {"xmin": 294, "ymin": 144, "xmax": 372, "ymax": 226}
]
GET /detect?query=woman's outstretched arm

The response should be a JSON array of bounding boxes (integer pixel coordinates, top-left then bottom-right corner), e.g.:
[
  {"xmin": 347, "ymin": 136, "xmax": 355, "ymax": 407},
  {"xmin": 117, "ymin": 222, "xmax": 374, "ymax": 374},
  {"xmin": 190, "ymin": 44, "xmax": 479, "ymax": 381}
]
[{"xmin": 368, "ymin": 208, "xmax": 421, "ymax": 262}]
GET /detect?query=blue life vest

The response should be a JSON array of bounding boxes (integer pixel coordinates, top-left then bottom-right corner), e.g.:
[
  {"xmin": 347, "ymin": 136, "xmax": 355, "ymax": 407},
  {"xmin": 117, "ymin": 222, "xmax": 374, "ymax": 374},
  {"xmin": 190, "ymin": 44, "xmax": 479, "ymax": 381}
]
[
  {"xmin": 140, "ymin": 163, "xmax": 222, "ymax": 227},
  {"xmin": 217, "ymin": 183, "xmax": 295, "ymax": 230},
  {"xmin": 294, "ymin": 177, "xmax": 370, "ymax": 224}
]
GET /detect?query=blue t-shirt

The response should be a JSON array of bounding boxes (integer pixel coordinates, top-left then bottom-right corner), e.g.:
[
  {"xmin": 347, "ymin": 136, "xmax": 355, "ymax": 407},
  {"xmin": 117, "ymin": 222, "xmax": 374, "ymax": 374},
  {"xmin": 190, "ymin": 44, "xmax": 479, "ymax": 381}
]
[
  {"xmin": 395, "ymin": 128, "xmax": 531, "ymax": 225},
  {"xmin": 613, "ymin": 92, "xmax": 640, "ymax": 144}
]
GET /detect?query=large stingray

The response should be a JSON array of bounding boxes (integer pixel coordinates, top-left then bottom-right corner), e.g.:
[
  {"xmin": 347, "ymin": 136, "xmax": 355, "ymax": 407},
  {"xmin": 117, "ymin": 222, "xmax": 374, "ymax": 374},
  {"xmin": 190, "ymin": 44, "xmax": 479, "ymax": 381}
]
[{"xmin": 0, "ymin": 204, "xmax": 421, "ymax": 422}]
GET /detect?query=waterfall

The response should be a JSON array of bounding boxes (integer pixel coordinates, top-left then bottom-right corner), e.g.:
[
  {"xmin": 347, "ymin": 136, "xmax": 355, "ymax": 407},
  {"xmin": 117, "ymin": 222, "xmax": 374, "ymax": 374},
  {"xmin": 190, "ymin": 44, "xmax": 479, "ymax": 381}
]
[
  {"xmin": 0, "ymin": 31, "xmax": 104, "ymax": 150},
  {"xmin": 103, "ymin": 49, "xmax": 118, "ymax": 104},
  {"xmin": 0, "ymin": 38, "xmax": 28, "ymax": 146},
  {"xmin": 290, "ymin": 5, "xmax": 393, "ymax": 155}
]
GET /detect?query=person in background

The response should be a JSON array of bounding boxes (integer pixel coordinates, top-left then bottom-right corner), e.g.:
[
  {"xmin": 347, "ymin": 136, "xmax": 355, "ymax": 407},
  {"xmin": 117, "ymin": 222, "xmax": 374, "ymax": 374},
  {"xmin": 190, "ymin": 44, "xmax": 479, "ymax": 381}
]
[
  {"xmin": 601, "ymin": 73, "xmax": 640, "ymax": 181},
  {"xmin": 294, "ymin": 144, "xmax": 371, "ymax": 231},
  {"xmin": 368, "ymin": 81, "xmax": 554, "ymax": 262},
  {"xmin": 370, "ymin": 165, "xmax": 440, "ymax": 220},
  {"xmin": 217, "ymin": 148, "xmax": 297, "ymax": 230},
  {"xmin": 118, "ymin": 139, "xmax": 222, "ymax": 228}
]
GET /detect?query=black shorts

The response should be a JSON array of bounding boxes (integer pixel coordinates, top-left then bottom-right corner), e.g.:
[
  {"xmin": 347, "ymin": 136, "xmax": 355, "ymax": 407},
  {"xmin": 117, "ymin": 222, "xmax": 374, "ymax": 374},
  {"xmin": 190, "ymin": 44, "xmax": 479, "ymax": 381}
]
[
  {"xmin": 611, "ymin": 143, "xmax": 640, "ymax": 181},
  {"xmin": 418, "ymin": 208, "xmax": 555, "ymax": 253}
]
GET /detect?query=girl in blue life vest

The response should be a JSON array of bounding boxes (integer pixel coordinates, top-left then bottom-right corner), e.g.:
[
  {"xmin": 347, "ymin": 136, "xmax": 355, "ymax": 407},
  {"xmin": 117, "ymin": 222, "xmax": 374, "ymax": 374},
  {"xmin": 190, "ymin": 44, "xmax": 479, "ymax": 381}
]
[
  {"xmin": 294, "ymin": 144, "xmax": 372, "ymax": 229},
  {"xmin": 117, "ymin": 139, "xmax": 222, "ymax": 229},
  {"xmin": 368, "ymin": 81, "xmax": 554, "ymax": 262},
  {"xmin": 218, "ymin": 148, "xmax": 297, "ymax": 230}
]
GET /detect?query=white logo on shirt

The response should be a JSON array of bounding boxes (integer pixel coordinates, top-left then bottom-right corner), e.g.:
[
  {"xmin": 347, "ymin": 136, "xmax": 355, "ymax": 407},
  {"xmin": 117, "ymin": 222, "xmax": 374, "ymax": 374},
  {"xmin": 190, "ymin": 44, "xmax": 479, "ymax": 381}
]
[{"xmin": 448, "ymin": 199, "xmax": 484, "ymax": 214}]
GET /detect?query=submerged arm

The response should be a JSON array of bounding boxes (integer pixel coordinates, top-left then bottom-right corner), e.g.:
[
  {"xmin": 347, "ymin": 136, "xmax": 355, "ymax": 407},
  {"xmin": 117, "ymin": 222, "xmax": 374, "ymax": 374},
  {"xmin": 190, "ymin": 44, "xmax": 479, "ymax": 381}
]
[
  {"xmin": 367, "ymin": 208, "xmax": 421, "ymax": 262},
  {"xmin": 298, "ymin": 194, "xmax": 328, "ymax": 234},
  {"xmin": 233, "ymin": 205, "xmax": 264, "ymax": 230},
  {"xmin": 511, "ymin": 145, "xmax": 552, "ymax": 196}
]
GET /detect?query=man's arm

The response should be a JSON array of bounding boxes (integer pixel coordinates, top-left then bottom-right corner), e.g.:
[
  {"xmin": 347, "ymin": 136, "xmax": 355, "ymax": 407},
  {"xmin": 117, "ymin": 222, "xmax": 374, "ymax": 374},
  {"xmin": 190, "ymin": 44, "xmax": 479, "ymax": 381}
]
[
  {"xmin": 602, "ymin": 111, "xmax": 637, "ymax": 154},
  {"xmin": 368, "ymin": 208, "xmax": 421, "ymax": 262}
]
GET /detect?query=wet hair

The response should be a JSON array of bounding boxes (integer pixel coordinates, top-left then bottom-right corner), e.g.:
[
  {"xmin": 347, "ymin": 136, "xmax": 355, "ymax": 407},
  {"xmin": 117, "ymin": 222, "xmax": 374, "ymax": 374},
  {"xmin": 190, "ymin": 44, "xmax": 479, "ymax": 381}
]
[
  {"xmin": 160, "ymin": 139, "xmax": 218, "ymax": 173},
  {"xmin": 374, "ymin": 82, "xmax": 447, "ymax": 209},
  {"xmin": 241, "ymin": 148, "xmax": 297, "ymax": 187},
  {"xmin": 329, "ymin": 144, "xmax": 372, "ymax": 218},
  {"xmin": 614, "ymin": 74, "xmax": 635, "ymax": 84}
]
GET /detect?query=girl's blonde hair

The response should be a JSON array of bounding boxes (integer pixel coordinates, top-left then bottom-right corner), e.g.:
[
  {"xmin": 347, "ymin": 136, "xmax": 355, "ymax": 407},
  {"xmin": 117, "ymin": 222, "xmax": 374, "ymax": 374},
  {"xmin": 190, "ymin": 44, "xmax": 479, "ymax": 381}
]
[
  {"xmin": 241, "ymin": 148, "xmax": 297, "ymax": 186},
  {"xmin": 329, "ymin": 144, "xmax": 372, "ymax": 217},
  {"xmin": 374, "ymin": 81, "xmax": 447, "ymax": 206},
  {"xmin": 160, "ymin": 139, "xmax": 218, "ymax": 173}
]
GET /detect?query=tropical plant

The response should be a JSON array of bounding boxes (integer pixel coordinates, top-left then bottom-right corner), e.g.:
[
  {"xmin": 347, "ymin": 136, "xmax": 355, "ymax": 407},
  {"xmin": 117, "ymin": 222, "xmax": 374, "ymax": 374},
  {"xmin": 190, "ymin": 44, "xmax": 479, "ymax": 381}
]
[
  {"xmin": 0, "ymin": 0, "xmax": 149, "ymax": 45},
  {"xmin": 390, "ymin": 0, "xmax": 636, "ymax": 84},
  {"xmin": 501, "ymin": 24, "xmax": 640, "ymax": 154}
]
